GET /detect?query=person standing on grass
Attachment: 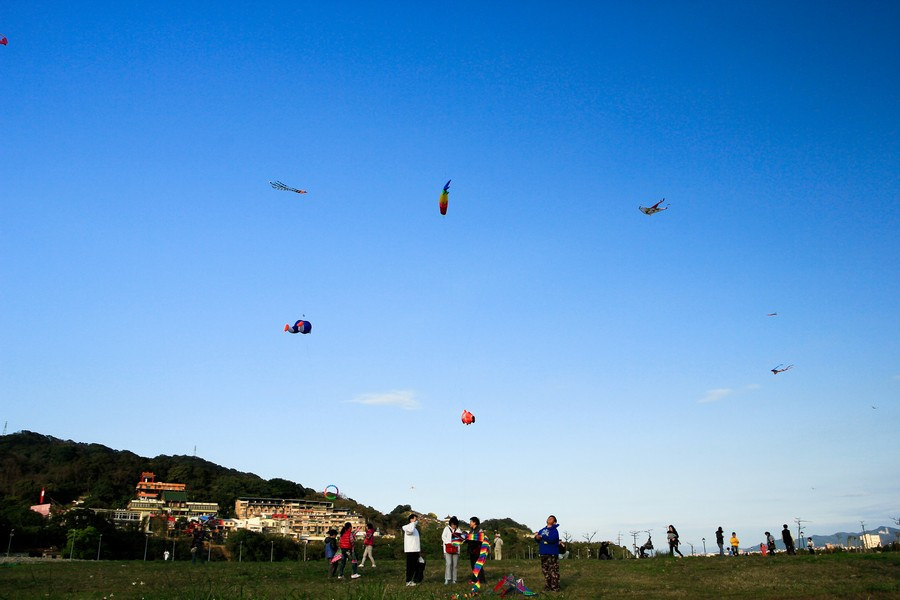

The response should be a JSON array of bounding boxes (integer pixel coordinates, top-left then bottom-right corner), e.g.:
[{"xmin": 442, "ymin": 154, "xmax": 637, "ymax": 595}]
[
  {"xmin": 534, "ymin": 515, "xmax": 561, "ymax": 592},
  {"xmin": 807, "ymin": 537, "xmax": 815, "ymax": 555},
  {"xmin": 442, "ymin": 516, "xmax": 462, "ymax": 585},
  {"xmin": 667, "ymin": 525, "xmax": 684, "ymax": 557},
  {"xmin": 359, "ymin": 522, "xmax": 376, "ymax": 568},
  {"xmin": 730, "ymin": 532, "xmax": 740, "ymax": 555},
  {"xmin": 324, "ymin": 529, "xmax": 340, "ymax": 577},
  {"xmin": 766, "ymin": 531, "xmax": 777, "ymax": 555},
  {"xmin": 336, "ymin": 522, "xmax": 361, "ymax": 579},
  {"xmin": 782, "ymin": 524, "xmax": 796, "ymax": 555},
  {"xmin": 465, "ymin": 517, "xmax": 487, "ymax": 587},
  {"xmin": 402, "ymin": 514, "xmax": 421, "ymax": 587},
  {"xmin": 715, "ymin": 527, "xmax": 725, "ymax": 556},
  {"xmin": 493, "ymin": 532, "xmax": 503, "ymax": 560}
]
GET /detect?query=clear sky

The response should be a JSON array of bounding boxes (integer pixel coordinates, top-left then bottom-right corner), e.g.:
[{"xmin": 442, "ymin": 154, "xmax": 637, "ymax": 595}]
[{"xmin": 2, "ymin": 1, "xmax": 898, "ymax": 548}]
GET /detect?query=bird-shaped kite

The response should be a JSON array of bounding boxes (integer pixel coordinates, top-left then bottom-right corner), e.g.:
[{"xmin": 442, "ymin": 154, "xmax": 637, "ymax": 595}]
[
  {"xmin": 771, "ymin": 364, "xmax": 793, "ymax": 375},
  {"xmin": 270, "ymin": 180, "xmax": 307, "ymax": 194},
  {"xmin": 439, "ymin": 180, "xmax": 450, "ymax": 215},
  {"xmin": 0, "ymin": 37, "xmax": 8, "ymax": 46},
  {"xmin": 284, "ymin": 320, "xmax": 312, "ymax": 334},
  {"xmin": 461, "ymin": 409, "xmax": 475, "ymax": 425},
  {"xmin": 639, "ymin": 198, "xmax": 669, "ymax": 215}
]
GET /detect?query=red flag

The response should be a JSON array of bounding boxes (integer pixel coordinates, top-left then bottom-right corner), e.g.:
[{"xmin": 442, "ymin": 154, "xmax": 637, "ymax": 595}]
[{"xmin": 40, "ymin": 488, "xmax": 45, "ymax": 504}]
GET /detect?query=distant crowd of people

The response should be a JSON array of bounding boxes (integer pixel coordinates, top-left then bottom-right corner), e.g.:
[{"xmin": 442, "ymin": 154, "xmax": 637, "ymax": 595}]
[{"xmin": 639, "ymin": 523, "xmax": 816, "ymax": 559}]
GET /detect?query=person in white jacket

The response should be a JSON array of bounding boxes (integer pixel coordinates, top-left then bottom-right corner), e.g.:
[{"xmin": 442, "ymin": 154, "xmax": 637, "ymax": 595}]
[
  {"xmin": 402, "ymin": 514, "xmax": 421, "ymax": 586},
  {"xmin": 442, "ymin": 516, "xmax": 461, "ymax": 585}
]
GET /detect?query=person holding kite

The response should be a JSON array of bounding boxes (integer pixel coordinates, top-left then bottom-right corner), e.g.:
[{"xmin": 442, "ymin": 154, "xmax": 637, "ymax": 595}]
[{"xmin": 465, "ymin": 517, "xmax": 489, "ymax": 589}]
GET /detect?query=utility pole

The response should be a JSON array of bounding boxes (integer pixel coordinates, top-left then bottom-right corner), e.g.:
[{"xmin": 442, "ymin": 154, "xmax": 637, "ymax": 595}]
[
  {"xmin": 629, "ymin": 531, "xmax": 640, "ymax": 558},
  {"xmin": 794, "ymin": 517, "xmax": 810, "ymax": 550}
]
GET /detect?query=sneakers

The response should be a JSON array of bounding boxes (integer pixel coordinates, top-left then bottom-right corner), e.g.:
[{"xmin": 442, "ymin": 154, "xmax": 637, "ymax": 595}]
[
  {"xmin": 406, "ymin": 581, "xmax": 417, "ymax": 587},
  {"xmin": 337, "ymin": 576, "xmax": 343, "ymax": 580},
  {"xmin": 351, "ymin": 574, "xmax": 361, "ymax": 579}
]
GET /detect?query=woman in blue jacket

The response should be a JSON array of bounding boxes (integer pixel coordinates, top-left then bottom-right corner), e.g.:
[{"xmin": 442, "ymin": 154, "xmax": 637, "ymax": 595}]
[{"xmin": 534, "ymin": 515, "xmax": 561, "ymax": 592}]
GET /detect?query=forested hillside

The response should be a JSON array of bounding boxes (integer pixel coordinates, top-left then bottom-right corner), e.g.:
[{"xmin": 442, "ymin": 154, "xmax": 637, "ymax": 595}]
[{"xmin": 0, "ymin": 431, "xmax": 387, "ymax": 525}]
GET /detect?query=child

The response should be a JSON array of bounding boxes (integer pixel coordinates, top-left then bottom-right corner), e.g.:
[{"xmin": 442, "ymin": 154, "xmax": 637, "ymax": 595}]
[
  {"xmin": 729, "ymin": 532, "xmax": 740, "ymax": 556},
  {"xmin": 360, "ymin": 522, "xmax": 376, "ymax": 567},
  {"xmin": 337, "ymin": 522, "xmax": 361, "ymax": 579},
  {"xmin": 324, "ymin": 529, "xmax": 340, "ymax": 577}
]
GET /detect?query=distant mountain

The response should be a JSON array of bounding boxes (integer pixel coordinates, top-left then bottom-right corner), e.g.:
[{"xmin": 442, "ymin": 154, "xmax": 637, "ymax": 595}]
[{"xmin": 810, "ymin": 527, "xmax": 899, "ymax": 549}]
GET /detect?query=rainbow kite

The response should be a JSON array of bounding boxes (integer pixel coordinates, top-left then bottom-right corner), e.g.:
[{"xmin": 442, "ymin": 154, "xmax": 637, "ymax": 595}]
[
  {"xmin": 449, "ymin": 530, "xmax": 491, "ymax": 594},
  {"xmin": 439, "ymin": 180, "xmax": 450, "ymax": 215}
]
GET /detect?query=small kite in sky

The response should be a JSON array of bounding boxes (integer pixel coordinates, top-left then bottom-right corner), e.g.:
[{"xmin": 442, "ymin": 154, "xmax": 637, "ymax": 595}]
[
  {"xmin": 639, "ymin": 198, "xmax": 668, "ymax": 215},
  {"xmin": 439, "ymin": 180, "xmax": 450, "ymax": 215},
  {"xmin": 284, "ymin": 319, "xmax": 312, "ymax": 334},
  {"xmin": 0, "ymin": 36, "xmax": 8, "ymax": 46},
  {"xmin": 767, "ymin": 312, "xmax": 778, "ymax": 317},
  {"xmin": 270, "ymin": 180, "xmax": 307, "ymax": 194},
  {"xmin": 461, "ymin": 409, "xmax": 475, "ymax": 425},
  {"xmin": 771, "ymin": 364, "xmax": 794, "ymax": 375}
]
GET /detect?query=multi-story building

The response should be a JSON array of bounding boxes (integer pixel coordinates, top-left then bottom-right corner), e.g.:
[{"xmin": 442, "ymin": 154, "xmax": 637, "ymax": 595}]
[
  {"xmin": 233, "ymin": 497, "xmax": 366, "ymax": 540},
  {"xmin": 126, "ymin": 472, "xmax": 219, "ymax": 523}
]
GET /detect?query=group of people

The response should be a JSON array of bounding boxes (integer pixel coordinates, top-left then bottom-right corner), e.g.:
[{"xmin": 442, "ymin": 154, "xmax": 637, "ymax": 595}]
[
  {"xmin": 323, "ymin": 522, "xmax": 377, "ymax": 580},
  {"xmin": 399, "ymin": 513, "xmax": 563, "ymax": 593},
  {"xmin": 716, "ymin": 524, "xmax": 814, "ymax": 556}
]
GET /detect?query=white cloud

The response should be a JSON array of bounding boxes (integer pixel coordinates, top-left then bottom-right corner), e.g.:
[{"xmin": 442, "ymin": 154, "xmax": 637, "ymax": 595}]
[
  {"xmin": 350, "ymin": 390, "xmax": 420, "ymax": 410},
  {"xmin": 699, "ymin": 388, "xmax": 733, "ymax": 403}
]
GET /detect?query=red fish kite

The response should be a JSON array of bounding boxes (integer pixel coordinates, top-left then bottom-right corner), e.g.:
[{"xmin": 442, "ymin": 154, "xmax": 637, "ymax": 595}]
[{"xmin": 461, "ymin": 409, "xmax": 475, "ymax": 425}]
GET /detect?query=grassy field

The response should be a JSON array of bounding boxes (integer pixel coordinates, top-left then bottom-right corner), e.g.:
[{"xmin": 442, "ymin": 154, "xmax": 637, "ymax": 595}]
[{"xmin": 1, "ymin": 553, "xmax": 898, "ymax": 599}]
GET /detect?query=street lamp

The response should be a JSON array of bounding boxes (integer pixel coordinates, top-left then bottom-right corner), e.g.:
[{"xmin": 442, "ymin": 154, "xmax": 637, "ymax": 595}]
[
  {"xmin": 702, "ymin": 537, "xmax": 706, "ymax": 554},
  {"xmin": 97, "ymin": 533, "xmax": 102, "ymax": 560},
  {"xmin": 239, "ymin": 540, "xmax": 242, "ymax": 563},
  {"xmin": 270, "ymin": 540, "xmax": 274, "ymax": 562},
  {"xmin": 6, "ymin": 529, "xmax": 13, "ymax": 557},
  {"xmin": 143, "ymin": 533, "xmax": 150, "ymax": 561}
]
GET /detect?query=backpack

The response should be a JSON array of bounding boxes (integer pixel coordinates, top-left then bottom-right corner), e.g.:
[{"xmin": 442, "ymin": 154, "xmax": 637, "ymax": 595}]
[{"xmin": 325, "ymin": 537, "xmax": 337, "ymax": 559}]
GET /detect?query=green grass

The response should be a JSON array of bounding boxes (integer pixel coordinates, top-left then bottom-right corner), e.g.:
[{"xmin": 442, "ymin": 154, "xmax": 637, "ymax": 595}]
[{"xmin": 1, "ymin": 553, "xmax": 898, "ymax": 599}]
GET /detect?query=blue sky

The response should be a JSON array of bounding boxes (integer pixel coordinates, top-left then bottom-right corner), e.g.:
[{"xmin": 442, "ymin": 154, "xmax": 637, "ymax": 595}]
[{"xmin": 2, "ymin": 1, "xmax": 898, "ymax": 548}]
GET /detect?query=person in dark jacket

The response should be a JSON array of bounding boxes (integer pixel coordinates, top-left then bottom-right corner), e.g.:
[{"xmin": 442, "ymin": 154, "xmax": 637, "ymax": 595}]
[
  {"xmin": 782, "ymin": 524, "xmax": 795, "ymax": 555},
  {"xmin": 534, "ymin": 515, "xmax": 561, "ymax": 592},
  {"xmin": 715, "ymin": 527, "xmax": 725, "ymax": 556},
  {"xmin": 324, "ymin": 528, "xmax": 340, "ymax": 577},
  {"xmin": 667, "ymin": 525, "xmax": 684, "ymax": 557},
  {"xmin": 465, "ymin": 517, "xmax": 487, "ymax": 587}
]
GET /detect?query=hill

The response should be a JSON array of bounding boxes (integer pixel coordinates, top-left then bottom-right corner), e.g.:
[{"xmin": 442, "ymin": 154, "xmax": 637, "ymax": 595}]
[{"xmin": 0, "ymin": 430, "xmax": 390, "ymax": 526}]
